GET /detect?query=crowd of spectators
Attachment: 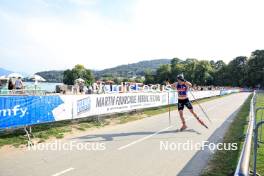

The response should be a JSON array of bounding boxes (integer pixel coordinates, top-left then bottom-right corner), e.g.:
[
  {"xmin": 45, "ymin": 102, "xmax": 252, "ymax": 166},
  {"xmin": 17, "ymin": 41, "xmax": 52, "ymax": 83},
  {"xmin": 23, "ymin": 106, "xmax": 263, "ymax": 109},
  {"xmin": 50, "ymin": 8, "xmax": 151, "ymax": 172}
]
[
  {"xmin": 56, "ymin": 80, "xmax": 235, "ymax": 95},
  {"xmin": 0, "ymin": 77, "xmax": 238, "ymax": 95},
  {"xmin": 0, "ymin": 77, "xmax": 24, "ymax": 94}
]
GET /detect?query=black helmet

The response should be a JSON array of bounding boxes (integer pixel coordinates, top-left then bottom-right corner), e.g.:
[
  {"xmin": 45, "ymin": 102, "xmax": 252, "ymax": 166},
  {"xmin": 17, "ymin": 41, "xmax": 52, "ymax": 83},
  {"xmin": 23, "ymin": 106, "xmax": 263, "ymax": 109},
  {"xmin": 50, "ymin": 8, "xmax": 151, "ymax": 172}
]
[{"xmin": 177, "ymin": 74, "xmax": 185, "ymax": 82}]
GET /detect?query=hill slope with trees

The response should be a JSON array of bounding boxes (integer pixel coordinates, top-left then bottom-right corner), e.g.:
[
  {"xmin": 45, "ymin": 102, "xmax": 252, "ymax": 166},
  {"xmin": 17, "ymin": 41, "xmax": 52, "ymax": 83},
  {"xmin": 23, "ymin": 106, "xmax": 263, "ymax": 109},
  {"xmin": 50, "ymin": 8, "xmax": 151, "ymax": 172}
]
[
  {"xmin": 94, "ymin": 59, "xmax": 170, "ymax": 78},
  {"xmin": 35, "ymin": 59, "xmax": 170, "ymax": 82}
]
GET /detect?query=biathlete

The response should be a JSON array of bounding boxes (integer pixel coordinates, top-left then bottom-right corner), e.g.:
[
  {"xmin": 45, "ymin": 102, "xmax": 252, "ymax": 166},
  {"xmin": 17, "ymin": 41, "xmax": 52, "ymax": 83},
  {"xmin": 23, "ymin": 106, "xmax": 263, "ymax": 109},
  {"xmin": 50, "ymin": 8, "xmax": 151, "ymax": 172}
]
[{"xmin": 170, "ymin": 74, "xmax": 208, "ymax": 131}]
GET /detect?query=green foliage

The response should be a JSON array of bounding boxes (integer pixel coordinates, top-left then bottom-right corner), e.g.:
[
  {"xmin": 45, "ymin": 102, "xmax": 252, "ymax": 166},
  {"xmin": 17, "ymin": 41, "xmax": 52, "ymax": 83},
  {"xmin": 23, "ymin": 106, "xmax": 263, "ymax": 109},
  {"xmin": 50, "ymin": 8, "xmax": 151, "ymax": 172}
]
[
  {"xmin": 146, "ymin": 50, "xmax": 264, "ymax": 88},
  {"xmin": 226, "ymin": 56, "xmax": 247, "ymax": 86},
  {"xmin": 247, "ymin": 50, "xmax": 264, "ymax": 88},
  {"xmin": 134, "ymin": 76, "xmax": 144, "ymax": 83},
  {"xmin": 144, "ymin": 69, "xmax": 155, "ymax": 84},
  {"xmin": 171, "ymin": 58, "xmax": 184, "ymax": 82},
  {"xmin": 156, "ymin": 64, "xmax": 171, "ymax": 84},
  {"xmin": 63, "ymin": 64, "xmax": 94, "ymax": 85}
]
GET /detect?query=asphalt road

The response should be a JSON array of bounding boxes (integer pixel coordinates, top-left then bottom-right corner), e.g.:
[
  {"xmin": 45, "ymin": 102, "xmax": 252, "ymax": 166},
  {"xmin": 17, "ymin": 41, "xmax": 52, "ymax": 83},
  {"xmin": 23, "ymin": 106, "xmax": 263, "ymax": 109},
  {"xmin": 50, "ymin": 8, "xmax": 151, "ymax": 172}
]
[{"xmin": 0, "ymin": 93, "xmax": 250, "ymax": 176}]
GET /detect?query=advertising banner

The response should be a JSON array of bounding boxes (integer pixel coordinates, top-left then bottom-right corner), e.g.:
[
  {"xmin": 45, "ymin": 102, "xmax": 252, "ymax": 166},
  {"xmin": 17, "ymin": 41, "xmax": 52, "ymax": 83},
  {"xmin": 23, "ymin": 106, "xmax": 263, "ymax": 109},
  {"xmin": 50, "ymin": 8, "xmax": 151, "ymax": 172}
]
[{"xmin": 0, "ymin": 90, "xmax": 238, "ymax": 129}]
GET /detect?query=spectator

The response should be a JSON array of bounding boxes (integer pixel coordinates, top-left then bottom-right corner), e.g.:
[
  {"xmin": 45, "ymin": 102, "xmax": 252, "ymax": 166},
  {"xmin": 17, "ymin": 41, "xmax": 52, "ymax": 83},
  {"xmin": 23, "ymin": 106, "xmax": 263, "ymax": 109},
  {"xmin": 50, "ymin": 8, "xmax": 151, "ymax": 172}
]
[
  {"xmin": 8, "ymin": 78, "xmax": 14, "ymax": 91},
  {"xmin": 87, "ymin": 85, "xmax": 92, "ymax": 94},
  {"xmin": 0, "ymin": 80, "xmax": 2, "ymax": 93},
  {"xmin": 101, "ymin": 83, "xmax": 106, "ymax": 94},
  {"xmin": 79, "ymin": 81, "xmax": 84, "ymax": 93},
  {"xmin": 73, "ymin": 82, "xmax": 79, "ymax": 94},
  {"xmin": 110, "ymin": 82, "xmax": 113, "ymax": 92},
  {"xmin": 15, "ymin": 77, "xmax": 23, "ymax": 90}
]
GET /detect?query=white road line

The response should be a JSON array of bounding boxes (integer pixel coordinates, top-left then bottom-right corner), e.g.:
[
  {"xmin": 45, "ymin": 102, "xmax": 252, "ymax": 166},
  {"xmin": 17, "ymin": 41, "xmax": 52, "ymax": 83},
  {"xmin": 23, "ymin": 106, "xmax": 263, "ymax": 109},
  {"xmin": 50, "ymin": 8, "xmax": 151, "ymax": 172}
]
[
  {"xmin": 51, "ymin": 168, "xmax": 75, "ymax": 176},
  {"xmin": 118, "ymin": 117, "xmax": 193, "ymax": 150},
  {"xmin": 118, "ymin": 125, "xmax": 174, "ymax": 150}
]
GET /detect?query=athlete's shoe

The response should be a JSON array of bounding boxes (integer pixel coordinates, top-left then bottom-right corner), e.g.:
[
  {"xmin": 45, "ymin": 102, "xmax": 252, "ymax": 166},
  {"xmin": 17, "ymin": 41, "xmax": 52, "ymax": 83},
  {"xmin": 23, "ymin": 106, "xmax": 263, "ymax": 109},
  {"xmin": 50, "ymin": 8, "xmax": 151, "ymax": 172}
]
[{"xmin": 180, "ymin": 124, "xmax": 187, "ymax": 131}]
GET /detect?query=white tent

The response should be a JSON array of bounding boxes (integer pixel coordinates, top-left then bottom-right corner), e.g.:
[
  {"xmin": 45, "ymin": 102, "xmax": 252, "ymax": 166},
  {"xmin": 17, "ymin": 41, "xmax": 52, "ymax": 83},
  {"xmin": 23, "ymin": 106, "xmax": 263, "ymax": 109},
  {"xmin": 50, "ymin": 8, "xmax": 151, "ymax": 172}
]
[
  {"xmin": 75, "ymin": 78, "xmax": 85, "ymax": 83},
  {"xmin": 30, "ymin": 75, "xmax": 46, "ymax": 82},
  {"xmin": 8, "ymin": 73, "xmax": 23, "ymax": 78},
  {"xmin": 0, "ymin": 75, "xmax": 8, "ymax": 80},
  {"xmin": 29, "ymin": 75, "xmax": 46, "ymax": 87}
]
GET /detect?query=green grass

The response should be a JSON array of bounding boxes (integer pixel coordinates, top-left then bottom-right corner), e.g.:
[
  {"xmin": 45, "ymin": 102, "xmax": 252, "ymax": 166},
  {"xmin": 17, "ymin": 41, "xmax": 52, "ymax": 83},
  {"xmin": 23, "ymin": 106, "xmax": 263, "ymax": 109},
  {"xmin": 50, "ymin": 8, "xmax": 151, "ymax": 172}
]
[
  {"xmin": 201, "ymin": 94, "xmax": 252, "ymax": 176},
  {"xmin": 0, "ymin": 94, "xmax": 230, "ymax": 148},
  {"xmin": 0, "ymin": 120, "xmax": 106, "ymax": 148},
  {"xmin": 254, "ymin": 93, "xmax": 264, "ymax": 174}
]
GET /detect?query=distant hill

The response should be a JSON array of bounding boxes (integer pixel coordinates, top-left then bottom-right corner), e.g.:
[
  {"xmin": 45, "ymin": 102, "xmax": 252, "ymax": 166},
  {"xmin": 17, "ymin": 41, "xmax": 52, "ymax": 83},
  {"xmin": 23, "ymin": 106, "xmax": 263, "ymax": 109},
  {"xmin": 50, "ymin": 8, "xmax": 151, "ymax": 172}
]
[
  {"xmin": 0, "ymin": 68, "xmax": 13, "ymax": 76},
  {"xmin": 36, "ymin": 59, "xmax": 171, "ymax": 82},
  {"xmin": 35, "ymin": 70, "xmax": 64, "ymax": 83},
  {"xmin": 94, "ymin": 59, "xmax": 171, "ymax": 78}
]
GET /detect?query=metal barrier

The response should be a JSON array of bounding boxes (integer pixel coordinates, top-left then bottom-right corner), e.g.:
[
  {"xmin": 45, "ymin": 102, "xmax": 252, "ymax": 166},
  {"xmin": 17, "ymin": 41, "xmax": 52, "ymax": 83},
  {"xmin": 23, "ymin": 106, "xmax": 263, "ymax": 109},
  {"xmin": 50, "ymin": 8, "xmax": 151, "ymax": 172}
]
[
  {"xmin": 253, "ymin": 107, "xmax": 264, "ymax": 175},
  {"xmin": 0, "ymin": 89, "xmax": 46, "ymax": 95},
  {"xmin": 234, "ymin": 91, "xmax": 256, "ymax": 176},
  {"xmin": 255, "ymin": 107, "xmax": 264, "ymax": 144}
]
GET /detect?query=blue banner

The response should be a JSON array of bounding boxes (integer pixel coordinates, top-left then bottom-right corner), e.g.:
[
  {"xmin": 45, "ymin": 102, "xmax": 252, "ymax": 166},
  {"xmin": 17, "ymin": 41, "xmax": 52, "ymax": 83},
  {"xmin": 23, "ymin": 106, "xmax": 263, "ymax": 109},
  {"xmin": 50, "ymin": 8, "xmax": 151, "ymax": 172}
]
[{"xmin": 0, "ymin": 96, "xmax": 63, "ymax": 129}]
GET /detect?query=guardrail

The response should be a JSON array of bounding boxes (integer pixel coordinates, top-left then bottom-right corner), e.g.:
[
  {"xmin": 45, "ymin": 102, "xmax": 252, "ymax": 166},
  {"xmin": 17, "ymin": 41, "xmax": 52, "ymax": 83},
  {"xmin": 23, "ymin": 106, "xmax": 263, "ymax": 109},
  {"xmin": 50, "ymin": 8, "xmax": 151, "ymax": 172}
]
[
  {"xmin": 234, "ymin": 91, "xmax": 256, "ymax": 176},
  {"xmin": 253, "ymin": 107, "xmax": 264, "ymax": 175}
]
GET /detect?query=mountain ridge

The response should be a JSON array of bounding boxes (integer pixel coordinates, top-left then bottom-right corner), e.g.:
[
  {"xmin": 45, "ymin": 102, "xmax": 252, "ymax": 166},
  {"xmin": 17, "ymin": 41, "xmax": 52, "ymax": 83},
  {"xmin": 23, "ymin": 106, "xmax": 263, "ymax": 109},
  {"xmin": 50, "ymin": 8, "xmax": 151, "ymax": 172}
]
[
  {"xmin": 94, "ymin": 59, "xmax": 170, "ymax": 78},
  {"xmin": 35, "ymin": 59, "xmax": 171, "ymax": 82},
  {"xmin": 0, "ymin": 68, "xmax": 13, "ymax": 76}
]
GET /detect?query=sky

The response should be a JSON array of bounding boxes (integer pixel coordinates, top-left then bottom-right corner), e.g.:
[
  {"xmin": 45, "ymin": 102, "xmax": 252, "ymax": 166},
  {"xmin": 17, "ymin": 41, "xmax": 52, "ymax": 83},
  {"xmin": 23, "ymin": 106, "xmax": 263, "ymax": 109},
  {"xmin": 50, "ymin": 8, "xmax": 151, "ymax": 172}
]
[{"xmin": 0, "ymin": 0, "xmax": 264, "ymax": 74}]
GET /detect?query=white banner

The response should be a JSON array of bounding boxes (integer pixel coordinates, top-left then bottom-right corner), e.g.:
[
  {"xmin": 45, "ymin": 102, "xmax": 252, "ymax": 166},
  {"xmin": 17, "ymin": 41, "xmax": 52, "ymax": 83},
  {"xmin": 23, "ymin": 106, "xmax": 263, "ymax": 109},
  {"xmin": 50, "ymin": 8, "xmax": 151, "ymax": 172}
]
[{"xmin": 52, "ymin": 90, "xmax": 226, "ymax": 121}]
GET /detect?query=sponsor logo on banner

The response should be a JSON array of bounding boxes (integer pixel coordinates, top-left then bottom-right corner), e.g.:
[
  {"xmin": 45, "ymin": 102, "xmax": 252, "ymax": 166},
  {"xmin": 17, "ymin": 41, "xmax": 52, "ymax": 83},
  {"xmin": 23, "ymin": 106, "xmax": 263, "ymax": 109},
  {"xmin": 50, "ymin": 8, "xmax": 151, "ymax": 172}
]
[
  {"xmin": 77, "ymin": 97, "xmax": 91, "ymax": 115},
  {"xmin": 0, "ymin": 105, "xmax": 27, "ymax": 117},
  {"xmin": 95, "ymin": 94, "xmax": 163, "ymax": 112}
]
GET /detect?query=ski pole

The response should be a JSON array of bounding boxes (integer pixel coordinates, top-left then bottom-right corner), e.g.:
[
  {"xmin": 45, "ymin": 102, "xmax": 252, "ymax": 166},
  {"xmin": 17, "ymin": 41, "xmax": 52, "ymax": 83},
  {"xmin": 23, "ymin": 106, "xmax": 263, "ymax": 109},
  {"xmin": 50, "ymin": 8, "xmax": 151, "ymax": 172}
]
[
  {"xmin": 168, "ymin": 91, "xmax": 171, "ymax": 126},
  {"xmin": 189, "ymin": 91, "xmax": 212, "ymax": 123}
]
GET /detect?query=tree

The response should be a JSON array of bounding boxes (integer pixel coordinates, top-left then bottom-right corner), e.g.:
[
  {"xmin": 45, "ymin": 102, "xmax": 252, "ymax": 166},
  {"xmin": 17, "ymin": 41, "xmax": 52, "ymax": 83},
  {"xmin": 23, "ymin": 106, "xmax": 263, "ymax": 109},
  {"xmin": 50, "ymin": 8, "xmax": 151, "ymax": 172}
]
[
  {"xmin": 135, "ymin": 76, "xmax": 144, "ymax": 83},
  {"xmin": 214, "ymin": 65, "xmax": 229, "ymax": 86},
  {"xmin": 247, "ymin": 50, "xmax": 264, "ymax": 88},
  {"xmin": 63, "ymin": 69, "xmax": 75, "ymax": 85},
  {"xmin": 214, "ymin": 60, "xmax": 226, "ymax": 70},
  {"xmin": 194, "ymin": 60, "xmax": 213, "ymax": 85},
  {"xmin": 63, "ymin": 64, "xmax": 94, "ymax": 85},
  {"xmin": 227, "ymin": 56, "xmax": 247, "ymax": 86},
  {"xmin": 144, "ymin": 69, "xmax": 155, "ymax": 84},
  {"xmin": 156, "ymin": 64, "xmax": 171, "ymax": 84},
  {"xmin": 170, "ymin": 58, "xmax": 184, "ymax": 82},
  {"xmin": 143, "ymin": 51, "xmax": 263, "ymax": 88},
  {"xmin": 183, "ymin": 59, "xmax": 198, "ymax": 82}
]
